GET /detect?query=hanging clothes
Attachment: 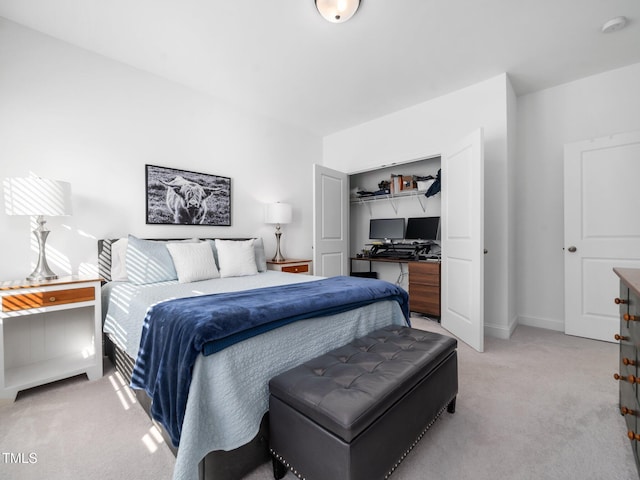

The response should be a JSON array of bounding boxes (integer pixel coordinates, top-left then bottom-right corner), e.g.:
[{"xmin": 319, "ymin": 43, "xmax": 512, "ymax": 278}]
[{"xmin": 425, "ymin": 169, "xmax": 441, "ymax": 197}]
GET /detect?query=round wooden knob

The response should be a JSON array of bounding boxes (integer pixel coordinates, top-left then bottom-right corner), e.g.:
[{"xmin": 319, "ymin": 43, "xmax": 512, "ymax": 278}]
[
  {"xmin": 622, "ymin": 406, "xmax": 636, "ymax": 416},
  {"xmin": 615, "ymin": 297, "xmax": 628, "ymax": 304},
  {"xmin": 49, "ymin": 296, "xmax": 56, "ymax": 302},
  {"xmin": 623, "ymin": 357, "xmax": 637, "ymax": 366},
  {"xmin": 629, "ymin": 431, "xmax": 640, "ymax": 441},
  {"xmin": 615, "ymin": 334, "xmax": 629, "ymax": 341},
  {"xmin": 624, "ymin": 313, "xmax": 639, "ymax": 321},
  {"xmin": 614, "ymin": 373, "xmax": 636, "ymax": 382}
]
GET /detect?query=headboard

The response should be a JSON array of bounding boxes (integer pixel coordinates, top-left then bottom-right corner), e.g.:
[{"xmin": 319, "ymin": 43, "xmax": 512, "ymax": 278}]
[{"xmin": 97, "ymin": 237, "xmax": 253, "ymax": 282}]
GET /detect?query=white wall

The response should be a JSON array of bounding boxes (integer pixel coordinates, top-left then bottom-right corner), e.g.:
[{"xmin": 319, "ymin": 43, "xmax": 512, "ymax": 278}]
[
  {"xmin": 516, "ymin": 62, "xmax": 640, "ymax": 331},
  {"xmin": 0, "ymin": 19, "xmax": 321, "ymax": 281},
  {"xmin": 323, "ymin": 74, "xmax": 513, "ymax": 338}
]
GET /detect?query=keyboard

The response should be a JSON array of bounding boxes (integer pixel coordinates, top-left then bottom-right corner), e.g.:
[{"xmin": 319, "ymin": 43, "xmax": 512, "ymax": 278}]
[{"xmin": 370, "ymin": 251, "xmax": 415, "ymax": 259}]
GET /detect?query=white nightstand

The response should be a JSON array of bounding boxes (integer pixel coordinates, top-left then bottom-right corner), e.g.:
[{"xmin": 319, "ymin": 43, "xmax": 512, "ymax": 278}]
[
  {"xmin": 0, "ymin": 276, "xmax": 103, "ymax": 401},
  {"xmin": 267, "ymin": 259, "xmax": 313, "ymax": 275}
]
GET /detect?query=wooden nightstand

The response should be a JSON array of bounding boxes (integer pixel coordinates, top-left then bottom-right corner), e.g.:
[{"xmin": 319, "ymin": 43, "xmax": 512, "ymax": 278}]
[
  {"xmin": 267, "ymin": 259, "xmax": 312, "ymax": 275},
  {"xmin": 0, "ymin": 276, "xmax": 103, "ymax": 401}
]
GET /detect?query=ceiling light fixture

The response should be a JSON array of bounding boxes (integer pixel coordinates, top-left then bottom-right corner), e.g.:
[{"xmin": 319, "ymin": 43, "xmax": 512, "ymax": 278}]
[
  {"xmin": 315, "ymin": 0, "xmax": 360, "ymax": 23},
  {"xmin": 601, "ymin": 16, "xmax": 628, "ymax": 33}
]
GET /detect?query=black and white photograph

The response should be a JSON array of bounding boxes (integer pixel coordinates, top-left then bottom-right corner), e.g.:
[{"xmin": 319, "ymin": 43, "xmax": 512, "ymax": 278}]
[{"xmin": 145, "ymin": 164, "xmax": 231, "ymax": 226}]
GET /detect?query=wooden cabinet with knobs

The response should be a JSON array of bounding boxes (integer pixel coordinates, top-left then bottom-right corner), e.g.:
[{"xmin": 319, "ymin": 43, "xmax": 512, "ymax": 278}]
[{"xmin": 613, "ymin": 267, "xmax": 640, "ymax": 475}]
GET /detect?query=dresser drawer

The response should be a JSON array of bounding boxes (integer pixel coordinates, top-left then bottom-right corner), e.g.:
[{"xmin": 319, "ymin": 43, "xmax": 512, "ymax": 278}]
[
  {"xmin": 620, "ymin": 343, "xmax": 637, "ymax": 378},
  {"xmin": 409, "ymin": 285, "xmax": 440, "ymax": 315},
  {"xmin": 409, "ymin": 284, "xmax": 440, "ymax": 299},
  {"xmin": 409, "ymin": 262, "xmax": 440, "ymax": 286},
  {"xmin": 629, "ymin": 289, "xmax": 640, "ymax": 347},
  {"xmin": 267, "ymin": 260, "xmax": 312, "ymax": 275},
  {"xmin": 410, "ymin": 298, "xmax": 440, "ymax": 311},
  {"xmin": 2, "ymin": 287, "xmax": 95, "ymax": 312},
  {"xmin": 410, "ymin": 272, "xmax": 439, "ymax": 286},
  {"xmin": 620, "ymin": 381, "xmax": 639, "ymax": 433},
  {"xmin": 409, "ymin": 262, "xmax": 439, "ymax": 276},
  {"xmin": 282, "ymin": 264, "xmax": 309, "ymax": 274}
]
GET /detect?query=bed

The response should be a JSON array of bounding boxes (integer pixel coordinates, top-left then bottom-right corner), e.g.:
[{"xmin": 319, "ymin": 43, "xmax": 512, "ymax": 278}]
[{"xmin": 99, "ymin": 236, "xmax": 409, "ymax": 480}]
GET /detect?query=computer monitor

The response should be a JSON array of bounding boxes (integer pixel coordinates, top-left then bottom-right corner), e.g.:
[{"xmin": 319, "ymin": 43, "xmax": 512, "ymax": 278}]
[
  {"xmin": 404, "ymin": 216, "xmax": 440, "ymax": 241},
  {"xmin": 369, "ymin": 218, "xmax": 405, "ymax": 241}
]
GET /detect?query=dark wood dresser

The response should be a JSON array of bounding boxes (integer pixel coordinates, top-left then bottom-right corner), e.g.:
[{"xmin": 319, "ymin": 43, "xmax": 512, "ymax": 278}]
[{"xmin": 614, "ymin": 267, "xmax": 640, "ymax": 475}]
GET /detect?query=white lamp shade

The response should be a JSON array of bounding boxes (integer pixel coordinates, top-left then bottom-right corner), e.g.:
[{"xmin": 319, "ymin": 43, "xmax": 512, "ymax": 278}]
[
  {"xmin": 265, "ymin": 203, "xmax": 292, "ymax": 225},
  {"xmin": 4, "ymin": 177, "xmax": 72, "ymax": 216},
  {"xmin": 316, "ymin": 0, "xmax": 360, "ymax": 23}
]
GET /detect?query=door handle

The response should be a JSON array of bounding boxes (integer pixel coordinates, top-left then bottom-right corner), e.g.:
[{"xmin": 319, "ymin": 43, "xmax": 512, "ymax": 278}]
[{"xmin": 567, "ymin": 246, "xmax": 577, "ymax": 252}]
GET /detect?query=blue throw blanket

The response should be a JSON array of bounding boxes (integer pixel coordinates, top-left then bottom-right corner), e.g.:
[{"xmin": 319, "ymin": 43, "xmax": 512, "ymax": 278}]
[{"xmin": 130, "ymin": 276, "xmax": 409, "ymax": 447}]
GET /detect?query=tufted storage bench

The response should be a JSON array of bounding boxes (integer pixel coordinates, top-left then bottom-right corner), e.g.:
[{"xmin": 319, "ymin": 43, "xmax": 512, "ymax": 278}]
[{"xmin": 268, "ymin": 325, "xmax": 458, "ymax": 480}]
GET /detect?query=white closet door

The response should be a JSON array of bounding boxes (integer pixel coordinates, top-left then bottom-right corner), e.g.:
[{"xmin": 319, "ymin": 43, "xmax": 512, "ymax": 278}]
[
  {"xmin": 312, "ymin": 164, "xmax": 349, "ymax": 277},
  {"xmin": 564, "ymin": 131, "xmax": 640, "ymax": 341},
  {"xmin": 441, "ymin": 129, "xmax": 485, "ymax": 352}
]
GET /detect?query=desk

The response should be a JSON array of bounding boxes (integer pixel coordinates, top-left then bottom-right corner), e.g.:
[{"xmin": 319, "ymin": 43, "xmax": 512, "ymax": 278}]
[
  {"xmin": 350, "ymin": 257, "xmax": 441, "ymax": 317},
  {"xmin": 350, "ymin": 256, "xmax": 412, "ymax": 283}
]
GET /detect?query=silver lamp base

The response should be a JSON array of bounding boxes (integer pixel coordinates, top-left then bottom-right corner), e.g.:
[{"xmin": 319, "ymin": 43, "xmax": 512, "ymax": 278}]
[
  {"xmin": 272, "ymin": 225, "xmax": 286, "ymax": 262},
  {"xmin": 27, "ymin": 216, "xmax": 58, "ymax": 282}
]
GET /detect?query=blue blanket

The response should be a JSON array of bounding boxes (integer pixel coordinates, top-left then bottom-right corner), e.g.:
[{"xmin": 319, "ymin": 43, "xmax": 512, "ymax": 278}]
[{"xmin": 130, "ymin": 276, "xmax": 409, "ymax": 447}]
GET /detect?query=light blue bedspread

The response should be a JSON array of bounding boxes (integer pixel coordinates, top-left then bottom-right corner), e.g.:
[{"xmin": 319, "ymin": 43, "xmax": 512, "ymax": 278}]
[
  {"xmin": 101, "ymin": 272, "xmax": 408, "ymax": 480},
  {"xmin": 131, "ymin": 276, "xmax": 408, "ymax": 448}
]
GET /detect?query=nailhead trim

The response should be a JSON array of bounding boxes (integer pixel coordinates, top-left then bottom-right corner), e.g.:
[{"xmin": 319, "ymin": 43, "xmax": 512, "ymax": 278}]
[
  {"xmin": 383, "ymin": 394, "xmax": 456, "ymax": 479},
  {"xmin": 270, "ymin": 449, "xmax": 306, "ymax": 480},
  {"xmin": 270, "ymin": 394, "xmax": 456, "ymax": 480}
]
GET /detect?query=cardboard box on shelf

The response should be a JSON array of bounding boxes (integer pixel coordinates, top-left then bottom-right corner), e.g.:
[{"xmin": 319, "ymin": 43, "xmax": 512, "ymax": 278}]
[{"xmin": 401, "ymin": 176, "xmax": 415, "ymax": 190}]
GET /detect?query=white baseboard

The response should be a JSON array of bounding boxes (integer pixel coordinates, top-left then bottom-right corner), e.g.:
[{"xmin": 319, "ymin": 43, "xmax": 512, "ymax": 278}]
[
  {"xmin": 517, "ymin": 314, "xmax": 564, "ymax": 332},
  {"xmin": 484, "ymin": 315, "xmax": 518, "ymax": 340}
]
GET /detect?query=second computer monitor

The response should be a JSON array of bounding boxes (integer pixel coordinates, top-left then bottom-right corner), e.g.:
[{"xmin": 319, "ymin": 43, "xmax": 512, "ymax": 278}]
[{"xmin": 404, "ymin": 216, "xmax": 440, "ymax": 241}]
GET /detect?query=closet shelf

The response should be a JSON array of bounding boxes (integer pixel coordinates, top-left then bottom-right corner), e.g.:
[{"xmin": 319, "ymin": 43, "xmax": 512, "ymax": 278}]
[{"xmin": 351, "ymin": 189, "xmax": 430, "ymax": 214}]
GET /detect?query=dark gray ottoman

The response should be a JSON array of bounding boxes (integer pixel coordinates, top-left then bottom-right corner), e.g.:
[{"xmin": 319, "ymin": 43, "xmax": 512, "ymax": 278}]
[{"xmin": 268, "ymin": 325, "xmax": 458, "ymax": 480}]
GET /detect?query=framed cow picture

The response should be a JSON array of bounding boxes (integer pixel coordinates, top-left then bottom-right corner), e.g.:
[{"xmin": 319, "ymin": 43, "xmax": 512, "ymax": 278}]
[{"xmin": 145, "ymin": 164, "xmax": 231, "ymax": 226}]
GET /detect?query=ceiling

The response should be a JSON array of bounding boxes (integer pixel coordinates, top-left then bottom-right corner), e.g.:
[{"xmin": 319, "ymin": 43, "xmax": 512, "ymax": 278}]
[{"xmin": 1, "ymin": 0, "xmax": 639, "ymax": 136}]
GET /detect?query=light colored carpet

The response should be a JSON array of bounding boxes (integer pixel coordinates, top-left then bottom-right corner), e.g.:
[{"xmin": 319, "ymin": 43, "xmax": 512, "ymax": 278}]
[{"xmin": 0, "ymin": 318, "xmax": 637, "ymax": 480}]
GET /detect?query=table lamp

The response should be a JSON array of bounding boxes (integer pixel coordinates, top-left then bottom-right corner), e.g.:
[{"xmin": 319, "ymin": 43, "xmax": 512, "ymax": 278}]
[
  {"xmin": 265, "ymin": 202, "xmax": 292, "ymax": 262},
  {"xmin": 3, "ymin": 177, "xmax": 72, "ymax": 281}
]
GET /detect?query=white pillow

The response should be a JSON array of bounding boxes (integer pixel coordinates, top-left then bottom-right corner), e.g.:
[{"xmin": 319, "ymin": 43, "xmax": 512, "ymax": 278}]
[
  {"xmin": 215, "ymin": 239, "xmax": 259, "ymax": 278},
  {"xmin": 167, "ymin": 242, "xmax": 220, "ymax": 283},
  {"xmin": 110, "ymin": 238, "xmax": 129, "ymax": 282},
  {"xmin": 166, "ymin": 242, "xmax": 220, "ymax": 283}
]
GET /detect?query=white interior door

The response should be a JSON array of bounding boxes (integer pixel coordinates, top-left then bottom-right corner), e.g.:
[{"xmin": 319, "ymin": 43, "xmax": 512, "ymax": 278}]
[
  {"xmin": 441, "ymin": 129, "xmax": 485, "ymax": 352},
  {"xmin": 312, "ymin": 164, "xmax": 349, "ymax": 277},
  {"xmin": 564, "ymin": 131, "xmax": 640, "ymax": 341}
]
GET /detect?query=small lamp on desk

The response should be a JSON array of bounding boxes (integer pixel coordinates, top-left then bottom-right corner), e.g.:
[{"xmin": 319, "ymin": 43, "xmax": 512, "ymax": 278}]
[
  {"xmin": 3, "ymin": 177, "xmax": 72, "ymax": 281},
  {"xmin": 265, "ymin": 202, "xmax": 292, "ymax": 262}
]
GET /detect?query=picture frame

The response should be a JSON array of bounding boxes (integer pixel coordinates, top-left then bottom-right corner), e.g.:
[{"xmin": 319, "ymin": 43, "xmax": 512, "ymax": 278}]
[{"xmin": 145, "ymin": 164, "xmax": 231, "ymax": 226}]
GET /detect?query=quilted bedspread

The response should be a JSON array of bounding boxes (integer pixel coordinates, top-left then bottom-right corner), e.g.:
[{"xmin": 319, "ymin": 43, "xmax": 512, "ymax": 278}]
[{"xmin": 130, "ymin": 276, "xmax": 409, "ymax": 448}]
